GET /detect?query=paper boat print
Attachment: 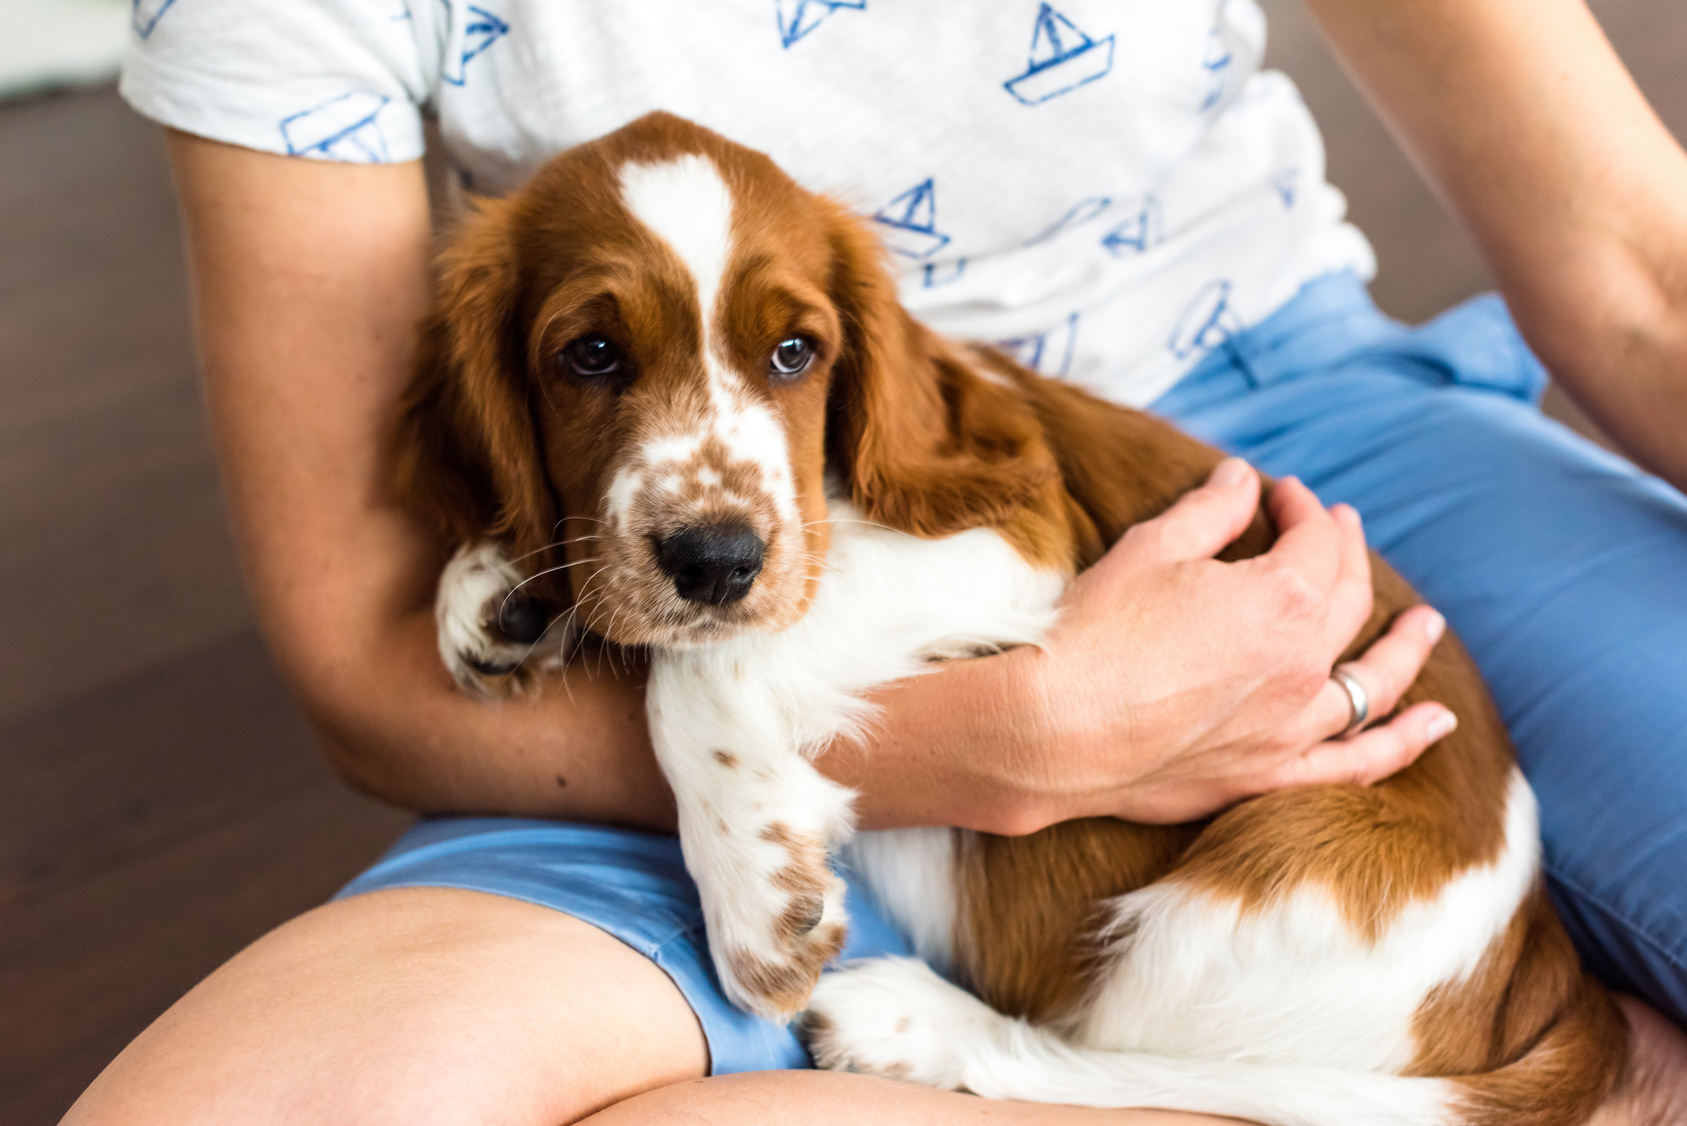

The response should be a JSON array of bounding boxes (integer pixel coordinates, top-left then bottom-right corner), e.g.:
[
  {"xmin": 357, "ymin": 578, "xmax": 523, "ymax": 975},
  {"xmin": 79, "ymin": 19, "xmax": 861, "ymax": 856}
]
[
  {"xmin": 1273, "ymin": 167, "xmax": 1301, "ymax": 208},
  {"xmin": 1004, "ymin": 4, "xmax": 1116, "ymax": 106},
  {"xmin": 1100, "ymin": 194, "xmax": 1164, "ymax": 256},
  {"xmin": 872, "ymin": 179, "xmax": 952, "ymax": 259},
  {"xmin": 776, "ymin": 0, "xmax": 866, "ymax": 48},
  {"xmin": 999, "ymin": 312, "xmax": 1080, "ymax": 376},
  {"xmin": 131, "ymin": 0, "xmax": 177, "ymax": 39},
  {"xmin": 922, "ymin": 258, "xmax": 967, "ymax": 287},
  {"xmin": 1024, "ymin": 196, "xmax": 1112, "ymax": 247},
  {"xmin": 443, "ymin": 3, "xmax": 510, "ymax": 85},
  {"xmin": 1168, "ymin": 279, "xmax": 1242, "ymax": 360},
  {"xmin": 281, "ymin": 90, "xmax": 392, "ymax": 162},
  {"xmin": 1201, "ymin": 26, "xmax": 1233, "ymax": 110}
]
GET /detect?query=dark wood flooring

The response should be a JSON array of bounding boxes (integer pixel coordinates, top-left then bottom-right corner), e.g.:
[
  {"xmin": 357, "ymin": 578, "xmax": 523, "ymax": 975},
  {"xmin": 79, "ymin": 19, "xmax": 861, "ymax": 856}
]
[
  {"xmin": 0, "ymin": 89, "xmax": 409, "ymax": 1125},
  {"xmin": 3, "ymin": 3, "xmax": 1684, "ymax": 1120}
]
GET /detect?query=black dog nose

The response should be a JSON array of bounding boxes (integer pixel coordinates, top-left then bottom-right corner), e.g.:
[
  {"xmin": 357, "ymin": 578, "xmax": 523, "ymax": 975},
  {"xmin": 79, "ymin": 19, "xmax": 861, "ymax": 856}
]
[{"xmin": 656, "ymin": 524, "xmax": 765, "ymax": 605}]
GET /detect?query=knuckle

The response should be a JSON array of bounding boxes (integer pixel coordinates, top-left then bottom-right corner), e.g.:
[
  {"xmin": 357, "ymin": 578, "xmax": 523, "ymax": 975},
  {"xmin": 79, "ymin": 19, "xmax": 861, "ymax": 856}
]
[
  {"xmin": 989, "ymin": 796, "xmax": 1054, "ymax": 838},
  {"xmin": 1282, "ymin": 656, "xmax": 1332, "ymax": 703},
  {"xmin": 1266, "ymin": 563, "xmax": 1326, "ymax": 620},
  {"xmin": 1120, "ymin": 520, "xmax": 1163, "ymax": 553}
]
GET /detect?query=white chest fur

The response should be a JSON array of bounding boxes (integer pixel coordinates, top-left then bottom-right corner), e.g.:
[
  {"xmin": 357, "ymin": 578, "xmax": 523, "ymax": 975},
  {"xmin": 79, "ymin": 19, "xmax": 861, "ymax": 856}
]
[{"xmin": 643, "ymin": 498, "xmax": 1064, "ymax": 1016}]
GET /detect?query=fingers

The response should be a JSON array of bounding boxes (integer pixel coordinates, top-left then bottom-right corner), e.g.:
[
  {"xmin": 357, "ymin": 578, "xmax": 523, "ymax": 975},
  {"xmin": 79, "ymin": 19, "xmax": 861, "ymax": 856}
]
[
  {"xmin": 1321, "ymin": 504, "xmax": 1376, "ymax": 647},
  {"xmin": 1275, "ymin": 701, "xmax": 1460, "ymax": 789},
  {"xmin": 1260, "ymin": 477, "xmax": 1348, "ymax": 594},
  {"xmin": 1117, "ymin": 457, "xmax": 1261, "ymax": 564},
  {"xmin": 1303, "ymin": 604, "xmax": 1448, "ymax": 740}
]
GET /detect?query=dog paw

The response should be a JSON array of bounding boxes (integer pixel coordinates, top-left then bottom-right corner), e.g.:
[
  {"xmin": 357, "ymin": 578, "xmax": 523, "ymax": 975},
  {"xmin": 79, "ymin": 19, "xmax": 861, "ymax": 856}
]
[
  {"xmin": 801, "ymin": 958, "xmax": 1001, "ymax": 1089},
  {"xmin": 436, "ymin": 542, "xmax": 563, "ymax": 697},
  {"xmin": 710, "ymin": 823, "xmax": 851, "ymax": 1019}
]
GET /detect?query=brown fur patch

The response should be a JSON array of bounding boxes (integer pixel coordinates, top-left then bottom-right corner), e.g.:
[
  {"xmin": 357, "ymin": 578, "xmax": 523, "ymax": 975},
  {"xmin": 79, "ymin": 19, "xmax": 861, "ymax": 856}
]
[
  {"xmin": 1415, "ymin": 885, "xmax": 1626, "ymax": 1124},
  {"xmin": 726, "ymin": 919, "xmax": 846, "ymax": 1017},
  {"xmin": 951, "ymin": 348, "xmax": 1617, "ymax": 1114},
  {"xmin": 712, "ymin": 749, "xmax": 740, "ymax": 769}
]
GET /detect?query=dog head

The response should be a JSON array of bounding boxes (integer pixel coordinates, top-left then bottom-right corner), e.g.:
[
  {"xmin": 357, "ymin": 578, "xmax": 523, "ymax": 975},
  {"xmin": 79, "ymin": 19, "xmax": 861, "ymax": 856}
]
[{"xmin": 396, "ymin": 112, "xmax": 1053, "ymax": 648}]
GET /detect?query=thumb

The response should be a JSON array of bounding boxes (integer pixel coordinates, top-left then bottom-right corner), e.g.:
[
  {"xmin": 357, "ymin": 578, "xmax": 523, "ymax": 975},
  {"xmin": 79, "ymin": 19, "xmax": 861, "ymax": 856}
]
[{"xmin": 1117, "ymin": 457, "xmax": 1261, "ymax": 564}]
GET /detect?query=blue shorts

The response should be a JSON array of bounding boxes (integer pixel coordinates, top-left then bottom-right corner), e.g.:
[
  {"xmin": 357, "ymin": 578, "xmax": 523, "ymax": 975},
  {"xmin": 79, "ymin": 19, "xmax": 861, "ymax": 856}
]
[{"xmin": 339, "ymin": 272, "xmax": 1687, "ymax": 1070}]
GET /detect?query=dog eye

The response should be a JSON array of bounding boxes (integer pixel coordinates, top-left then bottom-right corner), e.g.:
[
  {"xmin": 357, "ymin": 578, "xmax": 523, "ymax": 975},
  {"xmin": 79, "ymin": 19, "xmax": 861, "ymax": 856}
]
[
  {"xmin": 769, "ymin": 337, "xmax": 814, "ymax": 378},
  {"xmin": 561, "ymin": 337, "xmax": 621, "ymax": 378}
]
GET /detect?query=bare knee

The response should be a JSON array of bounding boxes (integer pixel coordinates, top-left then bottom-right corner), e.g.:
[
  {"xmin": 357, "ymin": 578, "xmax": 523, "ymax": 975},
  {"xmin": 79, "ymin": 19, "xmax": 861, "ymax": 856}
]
[{"xmin": 63, "ymin": 889, "xmax": 707, "ymax": 1126}]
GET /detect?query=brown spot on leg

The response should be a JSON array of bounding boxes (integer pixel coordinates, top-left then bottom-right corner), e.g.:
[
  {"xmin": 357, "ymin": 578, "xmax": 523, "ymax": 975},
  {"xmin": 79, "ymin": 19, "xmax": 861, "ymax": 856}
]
[
  {"xmin": 764, "ymin": 822, "xmax": 837, "ymax": 940},
  {"xmin": 728, "ymin": 919, "xmax": 847, "ymax": 1016},
  {"xmin": 780, "ymin": 892, "xmax": 826, "ymax": 937},
  {"xmin": 713, "ymin": 749, "xmax": 739, "ymax": 769}
]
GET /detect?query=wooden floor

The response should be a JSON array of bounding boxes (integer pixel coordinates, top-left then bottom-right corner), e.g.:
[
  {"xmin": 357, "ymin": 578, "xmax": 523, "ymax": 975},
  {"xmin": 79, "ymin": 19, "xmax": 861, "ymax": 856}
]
[{"xmin": 3, "ymin": 3, "xmax": 1683, "ymax": 1120}]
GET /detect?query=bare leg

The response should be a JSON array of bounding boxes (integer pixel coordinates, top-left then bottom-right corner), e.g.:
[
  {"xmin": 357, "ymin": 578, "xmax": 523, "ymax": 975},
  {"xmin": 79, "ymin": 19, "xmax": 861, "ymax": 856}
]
[
  {"xmin": 63, "ymin": 888, "xmax": 708, "ymax": 1126},
  {"xmin": 1591, "ymin": 997, "xmax": 1687, "ymax": 1126},
  {"xmin": 579, "ymin": 1072, "xmax": 1235, "ymax": 1125},
  {"xmin": 62, "ymin": 887, "xmax": 1232, "ymax": 1126}
]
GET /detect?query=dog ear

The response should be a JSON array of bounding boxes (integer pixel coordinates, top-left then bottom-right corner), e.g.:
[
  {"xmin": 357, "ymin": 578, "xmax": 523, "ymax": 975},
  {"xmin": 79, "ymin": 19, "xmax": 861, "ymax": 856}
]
[
  {"xmin": 393, "ymin": 198, "xmax": 558, "ymax": 564},
  {"xmin": 821, "ymin": 201, "xmax": 1055, "ymax": 538}
]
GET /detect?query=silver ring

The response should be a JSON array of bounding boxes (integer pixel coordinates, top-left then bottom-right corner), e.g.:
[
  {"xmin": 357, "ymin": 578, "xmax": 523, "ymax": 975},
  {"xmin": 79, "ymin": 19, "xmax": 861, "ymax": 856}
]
[{"xmin": 1330, "ymin": 666, "xmax": 1370, "ymax": 739}]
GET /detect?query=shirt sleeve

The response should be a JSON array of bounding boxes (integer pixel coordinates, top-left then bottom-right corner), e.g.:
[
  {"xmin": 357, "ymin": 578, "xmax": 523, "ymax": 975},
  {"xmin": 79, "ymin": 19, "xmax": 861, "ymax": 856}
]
[{"xmin": 118, "ymin": 0, "xmax": 443, "ymax": 165}]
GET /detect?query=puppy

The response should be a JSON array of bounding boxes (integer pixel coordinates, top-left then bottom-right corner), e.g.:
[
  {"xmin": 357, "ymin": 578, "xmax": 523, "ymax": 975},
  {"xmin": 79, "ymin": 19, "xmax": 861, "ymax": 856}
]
[{"xmin": 394, "ymin": 112, "xmax": 1623, "ymax": 1125}]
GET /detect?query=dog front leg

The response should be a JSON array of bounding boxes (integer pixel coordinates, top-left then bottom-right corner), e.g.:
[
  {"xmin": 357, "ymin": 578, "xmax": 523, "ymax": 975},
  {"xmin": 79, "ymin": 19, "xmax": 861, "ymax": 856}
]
[
  {"xmin": 647, "ymin": 649, "xmax": 857, "ymax": 1020},
  {"xmin": 434, "ymin": 542, "xmax": 571, "ymax": 696}
]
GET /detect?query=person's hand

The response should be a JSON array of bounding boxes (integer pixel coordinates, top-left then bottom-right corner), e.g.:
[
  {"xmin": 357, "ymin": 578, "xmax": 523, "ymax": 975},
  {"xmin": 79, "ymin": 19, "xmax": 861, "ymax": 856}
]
[{"xmin": 1015, "ymin": 457, "xmax": 1456, "ymax": 828}]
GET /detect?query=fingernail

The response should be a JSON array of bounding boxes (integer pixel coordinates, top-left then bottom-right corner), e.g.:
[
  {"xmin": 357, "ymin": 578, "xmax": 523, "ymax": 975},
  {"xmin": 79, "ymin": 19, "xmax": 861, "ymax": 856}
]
[
  {"xmin": 1211, "ymin": 457, "xmax": 1250, "ymax": 488},
  {"xmin": 1334, "ymin": 503, "xmax": 1361, "ymax": 528},
  {"xmin": 1424, "ymin": 610, "xmax": 1446, "ymax": 644},
  {"xmin": 1427, "ymin": 709, "xmax": 1458, "ymax": 741}
]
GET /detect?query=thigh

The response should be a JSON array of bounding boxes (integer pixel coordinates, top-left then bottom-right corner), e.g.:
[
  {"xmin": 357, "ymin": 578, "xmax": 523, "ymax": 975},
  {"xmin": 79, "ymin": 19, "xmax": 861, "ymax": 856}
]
[
  {"xmin": 64, "ymin": 887, "xmax": 708, "ymax": 1126},
  {"xmin": 1158, "ymin": 318, "xmax": 1687, "ymax": 1025}
]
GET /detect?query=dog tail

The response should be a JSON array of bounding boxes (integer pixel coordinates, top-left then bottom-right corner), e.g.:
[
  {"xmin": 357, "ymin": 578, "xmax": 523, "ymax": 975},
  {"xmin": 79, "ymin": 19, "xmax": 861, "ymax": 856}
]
[
  {"xmin": 957, "ymin": 986, "xmax": 1623, "ymax": 1126},
  {"xmin": 1449, "ymin": 975, "xmax": 1626, "ymax": 1126},
  {"xmin": 809, "ymin": 956, "xmax": 1624, "ymax": 1126}
]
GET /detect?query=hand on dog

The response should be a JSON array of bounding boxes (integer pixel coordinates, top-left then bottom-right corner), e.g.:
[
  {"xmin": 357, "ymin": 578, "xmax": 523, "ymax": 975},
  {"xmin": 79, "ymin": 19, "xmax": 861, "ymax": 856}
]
[{"xmin": 1023, "ymin": 458, "xmax": 1457, "ymax": 827}]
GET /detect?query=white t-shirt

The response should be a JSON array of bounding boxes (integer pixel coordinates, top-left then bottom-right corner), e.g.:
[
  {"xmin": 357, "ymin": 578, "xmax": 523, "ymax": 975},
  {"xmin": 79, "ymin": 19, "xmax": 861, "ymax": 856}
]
[{"xmin": 120, "ymin": 0, "xmax": 1375, "ymax": 407}]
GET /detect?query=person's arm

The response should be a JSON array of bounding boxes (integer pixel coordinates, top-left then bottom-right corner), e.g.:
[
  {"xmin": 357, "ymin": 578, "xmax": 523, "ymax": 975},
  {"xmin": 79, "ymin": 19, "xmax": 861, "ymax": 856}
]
[
  {"xmin": 1302, "ymin": 0, "xmax": 1687, "ymax": 492},
  {"xmin": 169, "ymin": 130, "xmax": 1449, "ymax": 837},
  {"xmin": 169, "ymin": 132, "xmax": 675, "ymax": 830}
]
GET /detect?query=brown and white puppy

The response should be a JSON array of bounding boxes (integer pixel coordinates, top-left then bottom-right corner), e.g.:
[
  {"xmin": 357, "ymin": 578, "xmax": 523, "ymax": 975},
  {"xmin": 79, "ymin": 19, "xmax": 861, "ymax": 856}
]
[{"xmin": 395, "ymin": 112, "xmax": 1624, "ymax": 1125}]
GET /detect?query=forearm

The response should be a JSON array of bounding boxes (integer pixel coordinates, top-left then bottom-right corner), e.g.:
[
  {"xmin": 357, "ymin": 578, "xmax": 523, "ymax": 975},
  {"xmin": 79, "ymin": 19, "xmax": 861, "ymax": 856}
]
[
  {"xmin": 299, "ymin": 591, "xmax": 1050, "ymax": 834},
  {"xmin": 823, "ymin": 646, "xmax": 1054, "ymax": 836},
  {"xmin": 293, "ymin": 608, "xmax": 672, "ymax": 829},
  {"xmin": 1305, "ymin": 0, "xmax": 1687, "ymax": 489}
]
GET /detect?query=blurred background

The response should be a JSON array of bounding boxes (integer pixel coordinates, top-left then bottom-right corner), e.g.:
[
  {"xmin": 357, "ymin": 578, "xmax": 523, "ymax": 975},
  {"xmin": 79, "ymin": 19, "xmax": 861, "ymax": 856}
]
[{"xmin": 2, "ymin": 1, "xmax": 1684, "ymax": 1121}]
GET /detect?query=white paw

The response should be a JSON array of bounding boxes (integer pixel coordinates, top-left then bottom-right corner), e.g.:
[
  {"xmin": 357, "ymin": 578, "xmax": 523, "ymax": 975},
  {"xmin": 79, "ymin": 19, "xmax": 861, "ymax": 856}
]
[
  {"xmin": 802, "ymin": 957, "xmax": 1004, "ymax": 1088},
  {"xmin": 703, "ymin": 818, "xmax": 853, "ymax": 1020},
  {"xmin": 436, "ymin": 542, "xmax": 568, "ymax": 696}
]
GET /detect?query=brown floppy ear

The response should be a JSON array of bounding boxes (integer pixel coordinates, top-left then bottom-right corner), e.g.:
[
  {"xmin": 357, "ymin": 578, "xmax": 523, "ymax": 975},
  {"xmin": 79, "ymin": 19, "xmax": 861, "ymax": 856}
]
[
  {"xmin": 392, "ymin": 198, "xmax": 558, "ymax": 565},
  {"xmin": 821, "ymin": 201, "xmax": 1056, "ymax": 538}
]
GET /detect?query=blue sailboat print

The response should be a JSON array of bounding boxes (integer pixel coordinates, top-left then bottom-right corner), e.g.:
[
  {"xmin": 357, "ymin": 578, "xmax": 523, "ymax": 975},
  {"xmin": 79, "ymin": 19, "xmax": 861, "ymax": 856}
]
[
  {"xmin": 1100, "ymin": 194, "xmax": 1164, "ymax": 256},
  {"xmin": 131, "ymin": 0, "xmax": 177, "ymax": 38},
  {"xmin": 922, "ymin": 258, "xmax": 967, "ymax": 287},
  {"xmin": 442, "ymin": 3, "xmax": 510, "ymax": 85},
  {"xmin": 1272, "ymin": 168, "xmax": 1301, "ymax": 208},
  {"xmin": 1168, "ymin": 280, "xmax": 1241, "ymax": 360},
  {"xmin": 280, "ymin": 90, "xmax": 392, "ymax": 163},
  {"xmin": 872, "ymin": 179, "xmax": 952, "ymax": 259},
  {"xmin": 1000, "ymin": 312, "xmax": 1080, "ymax": 377},
  {"xmin": 776, "ymin": 0, "xmax": 866, "ymax": 48},
  {"xmin": 1004, "ymin": 4, "xmax": 1115, "ymax": 106},
  {"xmin": 1200, "ymin": 25, "xmax": 1233, "ymax": 111},
  {"xmin": 1024, "ymin": 196, "xmax": 1112, "ymax": 247}
]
